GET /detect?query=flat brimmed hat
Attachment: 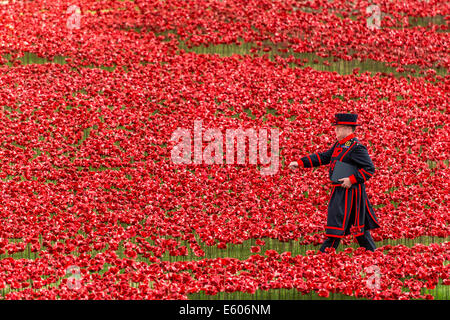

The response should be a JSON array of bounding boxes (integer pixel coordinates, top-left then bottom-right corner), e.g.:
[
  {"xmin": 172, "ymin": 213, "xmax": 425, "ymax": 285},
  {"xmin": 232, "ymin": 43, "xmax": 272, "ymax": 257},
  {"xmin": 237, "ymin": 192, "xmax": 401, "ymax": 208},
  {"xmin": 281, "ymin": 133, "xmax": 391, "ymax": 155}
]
[{"xmin": 331, "ymin": 113, "xmax": 361, "ymax": 126}]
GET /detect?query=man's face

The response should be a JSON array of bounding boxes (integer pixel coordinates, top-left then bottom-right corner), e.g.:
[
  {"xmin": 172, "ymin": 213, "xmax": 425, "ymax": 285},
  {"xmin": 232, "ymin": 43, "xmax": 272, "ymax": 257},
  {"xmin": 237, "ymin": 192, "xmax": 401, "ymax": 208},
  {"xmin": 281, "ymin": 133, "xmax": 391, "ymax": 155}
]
[{"xmin": 335, "ymin": 125, "xmax": 352, "ymax": 141}]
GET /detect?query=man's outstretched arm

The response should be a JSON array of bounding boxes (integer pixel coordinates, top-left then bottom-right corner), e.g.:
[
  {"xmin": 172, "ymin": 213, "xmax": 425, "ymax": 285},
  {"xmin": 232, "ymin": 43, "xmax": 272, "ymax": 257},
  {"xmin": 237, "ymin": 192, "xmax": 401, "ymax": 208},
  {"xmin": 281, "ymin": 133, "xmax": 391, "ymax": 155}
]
[{"xmin": 290, "ymin": 142, "xmax": 337, "ymax": 169}]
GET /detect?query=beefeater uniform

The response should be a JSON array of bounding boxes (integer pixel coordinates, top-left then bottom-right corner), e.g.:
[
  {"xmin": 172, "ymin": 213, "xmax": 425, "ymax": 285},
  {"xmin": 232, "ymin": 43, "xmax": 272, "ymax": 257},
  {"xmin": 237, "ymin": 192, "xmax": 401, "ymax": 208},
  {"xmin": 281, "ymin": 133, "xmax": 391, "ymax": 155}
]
[{"xmin": 297, "ymin": 113, "xmax": 380, "ymax": 252}]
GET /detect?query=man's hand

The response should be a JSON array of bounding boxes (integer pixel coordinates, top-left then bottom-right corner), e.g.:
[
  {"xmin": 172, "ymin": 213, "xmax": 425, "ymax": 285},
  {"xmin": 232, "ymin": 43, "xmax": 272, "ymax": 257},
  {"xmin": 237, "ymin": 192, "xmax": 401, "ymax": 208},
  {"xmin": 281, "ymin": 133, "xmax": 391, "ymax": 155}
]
[
  {"xmin": 288, "ymin": 161, "xmax": 299, "ymax": 170},
  {"xmin": 338, "ymin": 177, "xmax": 352, "ymax": 189}
]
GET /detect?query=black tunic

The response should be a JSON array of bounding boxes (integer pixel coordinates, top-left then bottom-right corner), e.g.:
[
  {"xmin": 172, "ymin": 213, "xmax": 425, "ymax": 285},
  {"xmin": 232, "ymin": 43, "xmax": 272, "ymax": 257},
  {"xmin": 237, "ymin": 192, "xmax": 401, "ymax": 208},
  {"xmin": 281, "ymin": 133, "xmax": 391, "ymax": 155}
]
[{"xmin": 299, "ymin": 133, "xmax": 380, "ymax": 238}]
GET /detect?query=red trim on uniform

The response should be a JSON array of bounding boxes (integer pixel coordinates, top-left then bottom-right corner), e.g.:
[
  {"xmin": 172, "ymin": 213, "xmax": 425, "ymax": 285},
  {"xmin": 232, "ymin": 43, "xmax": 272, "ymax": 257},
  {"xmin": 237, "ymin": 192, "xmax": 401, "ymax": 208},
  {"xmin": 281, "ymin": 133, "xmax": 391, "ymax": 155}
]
[
  {"xmin": 349, "ymin": 174, "xmax": 357, "ymax": 184},
  {"xmin": 326, "ymin": 226, "xmax": 343, "ymax": 230},
  {"xmin": 360, "ymin": 168, "xmax": 373, "ymax": 177},
  {"xmin": 365, "ymin": 197, "xmax": 378, "ymax": 224},
  {"xmin": 326, "ymin": 188, "xmax": 350, "ymax": 232},
  {"xmin": 298, "ymin": 160, "xmax": 305, "ymax": 168},
  {"xmin": 327, "ymin": 224, "xmax": 366, "ymax": 231},
  {"xmin": 339, "ymin": 141, "xmax": 357, "ymax": 161},
  {"xmin": 342, "ymin": 188, "xmax": 349, "ymax": 228},
  {"xmin": 325, "ymin": 234, "xmax": 344, "ymax": 238},
  {"xmin": 354, "ymin": 186, "xmax": 358, "ymax": 227},
  {"xmin": 306, "ymin": 154, "xmax": 313, "ymax": 167},
  {"xmin": 330, "ymin": 183, "xmax": 342, "ymax": 186},
  {"xmin": 338, "ymin": 133, "xmax": 356, "ymax": 145},
  {"xmin": 352, "ymin": 188, "xmax": 357, "ymax": 227},
  {"xmin": 358, "ymin": 168, "xmax": 367, "ymax": 182},
  {"xmin": 361, "ymin": 170, "xmax": 368, "ymax": 182},
  {"xmin": 357, "ymin": 184, "xmax": 362, "ymax": 228},
  {"xmin": 332, "ymin": 146, "xmax": 342, "ymax": 158},
  {"xmin": 316, "ymin": 152, "xmax": 322, "ymax": 166},
  {"xmin": 330, "ymin": 186, "xmax": 336, "ymax": 197},
  {"xmin": 348, "ymin": 188, "xmax": 354, "ymax": 228}
]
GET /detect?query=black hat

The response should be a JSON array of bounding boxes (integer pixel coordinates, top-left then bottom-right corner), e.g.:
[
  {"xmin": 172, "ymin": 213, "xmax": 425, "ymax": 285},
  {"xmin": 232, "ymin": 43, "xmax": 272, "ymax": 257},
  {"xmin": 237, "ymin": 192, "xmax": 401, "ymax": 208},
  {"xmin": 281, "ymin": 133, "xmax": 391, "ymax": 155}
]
[{"xmin": 331, "ymin": 113, "xmax": 361, "ymax": 126}]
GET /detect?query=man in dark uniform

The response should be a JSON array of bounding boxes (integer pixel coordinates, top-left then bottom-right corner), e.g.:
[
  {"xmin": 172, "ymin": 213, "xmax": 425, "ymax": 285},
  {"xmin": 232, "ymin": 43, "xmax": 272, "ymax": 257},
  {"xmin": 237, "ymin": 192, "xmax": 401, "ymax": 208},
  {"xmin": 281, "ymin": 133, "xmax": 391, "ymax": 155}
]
[{"xmin": 289, "ymin": 113, "xmax": 380, "ymax": 253}]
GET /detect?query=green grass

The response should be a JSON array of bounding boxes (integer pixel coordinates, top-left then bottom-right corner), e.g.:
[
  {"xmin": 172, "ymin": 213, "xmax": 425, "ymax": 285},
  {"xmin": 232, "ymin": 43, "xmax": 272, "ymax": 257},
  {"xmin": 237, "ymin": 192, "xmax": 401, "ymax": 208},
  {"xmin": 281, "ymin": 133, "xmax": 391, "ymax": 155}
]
[
  {"xmin": 188, "ymin": 279, "xmax": 450, "ymax": 300},
  {"xmin": 3, "ymin": 31, "xmax": 447, "ymax": 80},
  {"xmin": 1, "ymin": 235, "xmax": 448, "ymax": 300},
  {"xmin": 1, "ymin": 52, "xmax": 117, "ymax": 72},
  {"xmin": 186, "ymin": 237, "xmax": 450, "ymax": 300},
  {"xmin": 189, "ymin": 289, "xmax": 362, "ymax": 300},
  {"xmin": 408, "ymin": 15, "xmax": 447, "ymax": 27},
  {"xmin": 178, "ymin": 39, "xmax": 447, "ymax": 79},
  {"xmin": 154, "ymin": 236, "xmax": 449, "ymax": 263}
]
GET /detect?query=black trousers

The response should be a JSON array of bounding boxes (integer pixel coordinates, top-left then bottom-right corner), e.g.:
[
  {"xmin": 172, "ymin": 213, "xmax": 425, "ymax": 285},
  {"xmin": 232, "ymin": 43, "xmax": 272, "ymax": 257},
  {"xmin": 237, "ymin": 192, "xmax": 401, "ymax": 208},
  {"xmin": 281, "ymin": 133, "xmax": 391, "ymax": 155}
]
[
  {"xmin": 319, "ymin": 230, "xmax": 377, "ymax": 253},
  {"xmin": 320, "ymin": 186, "xmax": 377, "ymax": 253}
]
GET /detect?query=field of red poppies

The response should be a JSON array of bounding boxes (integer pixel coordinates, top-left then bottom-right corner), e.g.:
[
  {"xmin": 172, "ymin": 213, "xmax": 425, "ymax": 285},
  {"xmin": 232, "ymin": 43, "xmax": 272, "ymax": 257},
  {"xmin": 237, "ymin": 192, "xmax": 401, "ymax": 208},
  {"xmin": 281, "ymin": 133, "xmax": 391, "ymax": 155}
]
[{"xmin": 0, "ymin": 0, "xmax": 448, "ymax": 300}]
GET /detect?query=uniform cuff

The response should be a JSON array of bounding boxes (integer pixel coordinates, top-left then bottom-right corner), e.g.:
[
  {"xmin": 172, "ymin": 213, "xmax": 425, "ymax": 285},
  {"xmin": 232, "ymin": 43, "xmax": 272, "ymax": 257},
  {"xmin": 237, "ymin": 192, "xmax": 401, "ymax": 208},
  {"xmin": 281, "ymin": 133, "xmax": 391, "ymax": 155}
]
[
  {"xmin": 298, "ymin": 160, "xmax": 305, "ymax": 168},
  {"xmin": 349, "ymin": 174, "xmax": 357, "ymax": 184}
]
